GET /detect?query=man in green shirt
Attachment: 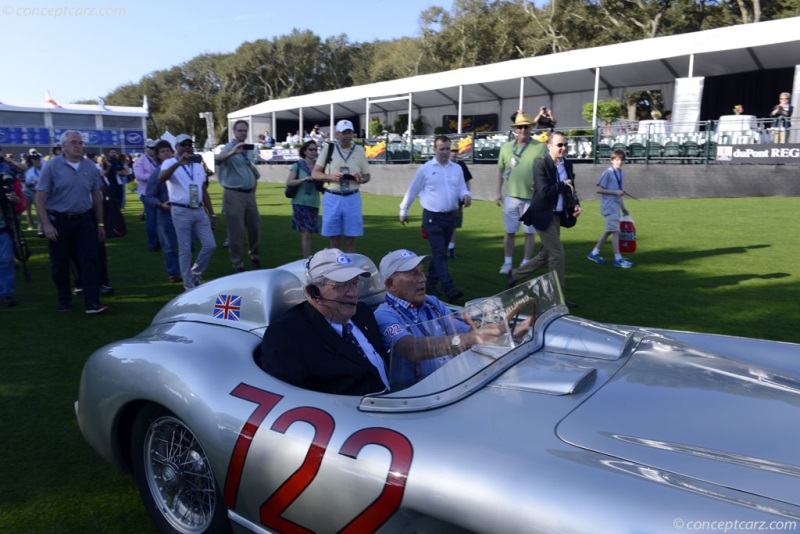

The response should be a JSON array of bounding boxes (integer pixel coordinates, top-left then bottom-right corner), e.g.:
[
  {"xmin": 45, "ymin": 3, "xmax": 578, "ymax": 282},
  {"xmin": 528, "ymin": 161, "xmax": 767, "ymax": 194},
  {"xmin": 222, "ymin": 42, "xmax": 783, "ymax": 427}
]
[
  {"xmin": 495, "ymin": 113, "xmax": 547, "ymax": 275},
  {"xmin": 215, "ymin": 120, "xmax": 261, "ymax": 273}
]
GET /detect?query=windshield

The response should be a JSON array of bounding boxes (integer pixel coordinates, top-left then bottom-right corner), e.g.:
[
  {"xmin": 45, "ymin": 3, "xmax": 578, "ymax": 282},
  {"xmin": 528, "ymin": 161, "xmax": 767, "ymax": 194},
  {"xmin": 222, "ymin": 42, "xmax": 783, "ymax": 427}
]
[{"xmin": 381, "ymin": 271, "xmax": 564, "ymax": 398}]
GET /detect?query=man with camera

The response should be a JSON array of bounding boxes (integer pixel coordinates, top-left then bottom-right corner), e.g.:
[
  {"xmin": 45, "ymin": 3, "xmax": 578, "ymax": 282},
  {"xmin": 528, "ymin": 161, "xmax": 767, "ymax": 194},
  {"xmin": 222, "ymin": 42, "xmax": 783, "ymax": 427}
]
[
  {"xmin": 102, "ymin": 148, "xmax": 131, "ymax": 204},
  {"xmin": 0, "ymin": 151, "xmax": 27, "ymax": 176},
  {"xmin": 215, "ymin": 119, "xmax": 261, "ymax": 273},
  {"xmin": 35, "ymin": 131, "xmax": 108, "ymax": 314},
  {"xmin": 159, "ymin": 134, "xmax": 217, "ymax": 290},
  {"xmin": 533, "ymin": 106, "xmax": 557, "ymax": 131},
  {"xmin": 0, "ymin": 172, "xmax": 22, "ymax": 306},
  {"xmin": 312, "ymin": 119, "xmax": 371, "ymax": 253}
]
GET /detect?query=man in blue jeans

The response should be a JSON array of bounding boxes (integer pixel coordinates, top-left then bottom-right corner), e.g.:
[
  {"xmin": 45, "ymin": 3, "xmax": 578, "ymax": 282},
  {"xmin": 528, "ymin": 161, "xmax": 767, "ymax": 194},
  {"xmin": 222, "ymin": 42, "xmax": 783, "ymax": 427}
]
[
  {"xmin": 399, "ymin": 136, "xmax": 471, "ymax": 303},
  {"xmin": 145, "ymin": 140, "xmax": 181, "ymax": 283},
  {"xmin": 133, "ymin": 139, "xmax": 161, "ymax": 251}
]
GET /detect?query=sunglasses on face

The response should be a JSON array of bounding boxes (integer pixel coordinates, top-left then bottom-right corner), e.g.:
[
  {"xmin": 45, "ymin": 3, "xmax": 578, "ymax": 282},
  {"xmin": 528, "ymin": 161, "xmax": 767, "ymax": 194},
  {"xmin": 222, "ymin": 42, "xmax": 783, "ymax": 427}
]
[
  {"xmin": 553, "ymin": 143, "xmax": 567, "ymax": 148},
  {"xmin": 516, "ymin": 125, "xmax": 530, "ymax": 130}
]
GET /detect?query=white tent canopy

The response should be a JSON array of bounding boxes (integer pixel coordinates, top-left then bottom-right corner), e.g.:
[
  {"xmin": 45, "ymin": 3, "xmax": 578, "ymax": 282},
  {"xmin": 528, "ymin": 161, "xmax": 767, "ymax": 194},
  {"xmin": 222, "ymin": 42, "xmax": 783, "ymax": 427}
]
[{"xmin": 229, "ymin": 17, "xmax": 800, "ymax": 137}]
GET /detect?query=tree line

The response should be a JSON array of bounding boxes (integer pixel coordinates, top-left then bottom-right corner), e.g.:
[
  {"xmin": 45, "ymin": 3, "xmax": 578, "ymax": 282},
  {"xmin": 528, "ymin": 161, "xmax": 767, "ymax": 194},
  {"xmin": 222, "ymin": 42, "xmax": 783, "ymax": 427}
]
[{"xmin": 88, "ymin": 0, "xmax": 797, "ymax": 142}]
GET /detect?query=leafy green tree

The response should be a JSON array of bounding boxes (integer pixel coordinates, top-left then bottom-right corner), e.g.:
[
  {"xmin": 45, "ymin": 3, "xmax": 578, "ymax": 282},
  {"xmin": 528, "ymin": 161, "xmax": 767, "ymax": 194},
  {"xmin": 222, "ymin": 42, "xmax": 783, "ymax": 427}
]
[
  {"xmin": 92, "ymin": 0, "xmax": 799, "ymax": 139},
  {"xmin": 368, "ymin": 117, "xmax": 385, "ymax": 137},
  {"xmin": 582, "ymin": 98, "xmax": 621, "ymax": 125}
]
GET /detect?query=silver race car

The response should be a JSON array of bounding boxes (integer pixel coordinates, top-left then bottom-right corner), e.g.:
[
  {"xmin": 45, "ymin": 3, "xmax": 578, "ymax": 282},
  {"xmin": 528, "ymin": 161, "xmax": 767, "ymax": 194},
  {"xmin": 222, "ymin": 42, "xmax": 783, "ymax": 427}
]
[{"xmin": 76, "ymin": 255, "xmax": 800, "ymax": 534}]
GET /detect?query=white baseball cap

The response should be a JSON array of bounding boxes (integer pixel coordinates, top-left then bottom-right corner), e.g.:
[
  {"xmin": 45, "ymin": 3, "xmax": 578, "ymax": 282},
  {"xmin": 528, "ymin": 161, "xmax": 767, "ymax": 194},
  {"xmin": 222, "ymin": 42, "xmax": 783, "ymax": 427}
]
[
  {"xmin": 174, "ymin": 134, "xmax": 193, "ymax": 146},
  {"xmin": 335, "ymin": 120, "xmax": 355, "ymax": 133},
  {"xmin": 379, "ymin": 249, "xmax": 430, "ymax": 284},
  {"xmin": 307, "ymin": 248, "xmax": 370, "ymax": 283}
]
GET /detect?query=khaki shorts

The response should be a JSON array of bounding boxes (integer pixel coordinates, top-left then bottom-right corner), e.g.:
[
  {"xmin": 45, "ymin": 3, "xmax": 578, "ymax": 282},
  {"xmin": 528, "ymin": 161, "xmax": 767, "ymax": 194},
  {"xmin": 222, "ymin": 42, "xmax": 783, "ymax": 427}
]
[
  {"xmin": 503, "ymin": 196, "xmax": 536, "ymax": 234},
  {"xmin": 604, "ymin": 211, "xmax": 621, "ymax": 232}
]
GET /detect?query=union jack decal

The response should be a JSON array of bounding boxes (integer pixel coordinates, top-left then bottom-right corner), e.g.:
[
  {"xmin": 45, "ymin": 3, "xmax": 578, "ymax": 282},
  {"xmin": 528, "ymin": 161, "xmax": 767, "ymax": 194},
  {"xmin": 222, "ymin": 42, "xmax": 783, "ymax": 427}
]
[{"xmin": 214, "ymin": 294, "xmax": 241, "ymax": 321}]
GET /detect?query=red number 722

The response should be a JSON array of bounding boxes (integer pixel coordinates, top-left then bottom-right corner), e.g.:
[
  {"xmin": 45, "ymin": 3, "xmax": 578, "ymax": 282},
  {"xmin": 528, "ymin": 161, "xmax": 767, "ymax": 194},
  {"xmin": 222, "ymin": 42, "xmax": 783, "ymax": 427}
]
[{"xmin": 224, "ymin": 383, "xmax": 414, "ymax": 533}]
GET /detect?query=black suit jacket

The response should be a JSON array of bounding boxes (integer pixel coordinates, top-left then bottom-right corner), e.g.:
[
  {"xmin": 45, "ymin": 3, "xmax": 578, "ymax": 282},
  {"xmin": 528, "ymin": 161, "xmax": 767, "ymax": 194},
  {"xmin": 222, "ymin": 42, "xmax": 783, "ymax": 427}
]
[
  {"xmin": 259, "ymin": 301, "xmax": 389, "ymax": 395},
  {"xmin": 521, "ymin": 156, "xmax": 577, "ymax": 232}
]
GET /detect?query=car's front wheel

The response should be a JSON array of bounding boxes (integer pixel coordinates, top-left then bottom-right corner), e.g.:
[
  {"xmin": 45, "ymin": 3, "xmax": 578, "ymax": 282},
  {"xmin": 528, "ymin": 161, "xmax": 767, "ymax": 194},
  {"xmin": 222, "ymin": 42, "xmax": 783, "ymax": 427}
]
[{"xmin": 131, "ymin": 405, "xmax": 231, "ymax": 534}]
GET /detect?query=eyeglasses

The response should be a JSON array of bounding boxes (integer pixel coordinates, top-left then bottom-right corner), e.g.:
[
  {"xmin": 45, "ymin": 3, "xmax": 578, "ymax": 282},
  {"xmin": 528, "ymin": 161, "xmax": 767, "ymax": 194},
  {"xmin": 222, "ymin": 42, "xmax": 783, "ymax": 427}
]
[
  {"xmin": 553, "ymin": 143, "xmax": 567, "ymax": 148},
  {"xmin": 326, "ymin": 279, "xmax": 360, "ymax": 291},
  {"xmin": 307, "ymin": 147, "xmax": 318, "ymax": 151},
  {"xmin": 516, "ymin": 125, "xmax": 530, "ymax": 130},
  {"xmin": 179, "ymin": 141, "xmax": 193, "ymax": 147}
]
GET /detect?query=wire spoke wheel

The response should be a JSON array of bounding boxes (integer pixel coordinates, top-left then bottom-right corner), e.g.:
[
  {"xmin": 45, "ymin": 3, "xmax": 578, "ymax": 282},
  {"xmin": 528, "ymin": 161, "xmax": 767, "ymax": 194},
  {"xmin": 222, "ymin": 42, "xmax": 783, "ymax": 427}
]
[{"xmin": 132, "ymin": 406, "xmax": 229, "ymax": 534}]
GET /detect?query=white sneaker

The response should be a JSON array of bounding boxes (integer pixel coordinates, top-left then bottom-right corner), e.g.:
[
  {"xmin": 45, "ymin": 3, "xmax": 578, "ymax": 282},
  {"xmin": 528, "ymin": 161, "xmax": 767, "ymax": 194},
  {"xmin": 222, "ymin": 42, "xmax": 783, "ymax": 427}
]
[{"xmin": 499, "ymin": 263, "xmax": 512, "ymax": 275}]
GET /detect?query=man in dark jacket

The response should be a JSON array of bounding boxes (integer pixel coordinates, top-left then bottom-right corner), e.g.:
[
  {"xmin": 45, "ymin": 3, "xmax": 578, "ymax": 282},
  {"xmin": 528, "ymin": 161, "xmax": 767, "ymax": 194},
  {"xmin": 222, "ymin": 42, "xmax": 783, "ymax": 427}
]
[
  {"xmin": 259, "ymin": 248, "xmax": 390, "ymax": 395},
  {"xmin": 508, "ymin": 132, "xmax": 580, "ymax": 307}
]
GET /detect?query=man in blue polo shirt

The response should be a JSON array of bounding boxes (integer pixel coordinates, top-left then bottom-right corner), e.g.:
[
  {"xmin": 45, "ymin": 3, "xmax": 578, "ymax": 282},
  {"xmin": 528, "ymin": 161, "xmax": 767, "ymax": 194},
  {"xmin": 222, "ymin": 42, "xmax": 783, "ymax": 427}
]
[{"xmin": 34, "ymin": 130, "xmax": 108, "ymax": 314}]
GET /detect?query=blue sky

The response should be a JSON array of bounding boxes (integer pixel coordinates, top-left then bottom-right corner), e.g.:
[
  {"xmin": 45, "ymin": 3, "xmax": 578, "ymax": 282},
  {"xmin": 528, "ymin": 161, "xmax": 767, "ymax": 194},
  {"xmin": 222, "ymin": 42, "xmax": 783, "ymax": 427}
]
[{"xmin": 3, "ymin": 0, "xmax": 440, "ymax": 105}]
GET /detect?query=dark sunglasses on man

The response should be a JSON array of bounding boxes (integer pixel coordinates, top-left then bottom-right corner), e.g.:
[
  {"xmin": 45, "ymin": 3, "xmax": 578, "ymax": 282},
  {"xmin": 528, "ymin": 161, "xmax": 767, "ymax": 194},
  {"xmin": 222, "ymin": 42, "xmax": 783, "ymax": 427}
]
[{"xmin": 179, "ymin": 141, "xmax": 193, "ymax": 148}]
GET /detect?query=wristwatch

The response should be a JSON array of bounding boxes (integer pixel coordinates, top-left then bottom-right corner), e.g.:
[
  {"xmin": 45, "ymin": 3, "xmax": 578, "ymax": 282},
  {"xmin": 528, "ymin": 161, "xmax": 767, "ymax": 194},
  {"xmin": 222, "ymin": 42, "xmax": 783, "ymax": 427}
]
[{"xmin": 450, "ymin": 335, "xmax": 462, "ymax": 348}]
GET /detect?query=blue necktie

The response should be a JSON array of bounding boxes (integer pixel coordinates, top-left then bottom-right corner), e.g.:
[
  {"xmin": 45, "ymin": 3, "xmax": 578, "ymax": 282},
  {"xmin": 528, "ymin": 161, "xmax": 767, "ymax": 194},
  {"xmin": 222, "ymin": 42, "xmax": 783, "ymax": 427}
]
[{"xmin": 343, "ymin": 323, "xmax": 367, "ymax": 360}]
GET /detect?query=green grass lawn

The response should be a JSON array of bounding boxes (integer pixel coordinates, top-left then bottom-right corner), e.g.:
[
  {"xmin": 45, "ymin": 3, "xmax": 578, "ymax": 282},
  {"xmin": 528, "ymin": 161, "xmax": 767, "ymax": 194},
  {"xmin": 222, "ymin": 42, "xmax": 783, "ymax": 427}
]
[{"xmin": 1, "ymin": 183, "xmax": 798, "ymax": 532}]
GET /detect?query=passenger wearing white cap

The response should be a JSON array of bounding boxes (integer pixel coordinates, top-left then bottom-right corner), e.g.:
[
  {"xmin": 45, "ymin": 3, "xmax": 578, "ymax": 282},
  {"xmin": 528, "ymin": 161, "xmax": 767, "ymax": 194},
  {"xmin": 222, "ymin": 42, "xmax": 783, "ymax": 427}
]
[
  {"xmin": 312, "ymin": 119, "xmax": 371, "ymax": 253},
  {"xmin": 259, "ymin": 248, "xmax": 389, "ymax": 395},
  {"xmin": 374, "ymin": 249, "xmax": 502, "ymax": 389}
]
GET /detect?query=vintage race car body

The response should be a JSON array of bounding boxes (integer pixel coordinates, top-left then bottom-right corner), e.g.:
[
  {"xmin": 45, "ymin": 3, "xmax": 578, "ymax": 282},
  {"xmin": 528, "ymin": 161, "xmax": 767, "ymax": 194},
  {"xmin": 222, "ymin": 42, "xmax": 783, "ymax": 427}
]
[{"xmin": 76, "ymin": 256, "xmax": 800, "ymax": 534}]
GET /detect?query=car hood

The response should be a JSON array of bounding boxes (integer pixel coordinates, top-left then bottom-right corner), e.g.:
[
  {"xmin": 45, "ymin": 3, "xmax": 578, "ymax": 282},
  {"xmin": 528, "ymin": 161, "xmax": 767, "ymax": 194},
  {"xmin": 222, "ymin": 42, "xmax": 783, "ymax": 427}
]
[{"xmin": 557, "ymin": 335, "xmax": 800, "ymax": 506}]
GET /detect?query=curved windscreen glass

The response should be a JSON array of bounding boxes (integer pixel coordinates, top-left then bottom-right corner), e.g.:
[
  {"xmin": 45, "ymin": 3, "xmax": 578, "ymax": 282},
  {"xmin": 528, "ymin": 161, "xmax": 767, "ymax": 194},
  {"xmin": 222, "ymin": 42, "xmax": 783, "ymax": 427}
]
[{"xmin": 386, "ymin": 271, "xmax": 563, "ymax": 394}]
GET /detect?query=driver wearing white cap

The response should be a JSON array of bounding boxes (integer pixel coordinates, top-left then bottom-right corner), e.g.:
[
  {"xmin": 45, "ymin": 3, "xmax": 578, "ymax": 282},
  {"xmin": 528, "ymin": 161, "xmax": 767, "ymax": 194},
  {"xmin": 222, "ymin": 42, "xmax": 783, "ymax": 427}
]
[{"xmin": 259, "ymin": 248, "xmax": 389, "ymax": 395}]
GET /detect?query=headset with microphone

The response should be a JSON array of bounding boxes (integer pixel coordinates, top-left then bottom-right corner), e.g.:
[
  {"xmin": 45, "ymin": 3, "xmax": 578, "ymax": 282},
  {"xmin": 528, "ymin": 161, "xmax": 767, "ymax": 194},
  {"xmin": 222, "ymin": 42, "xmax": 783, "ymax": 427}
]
[
  {"xmin": 306, "ymin": 283, "xmax": 358, "ymax": 306},
  {"xmin": 305, "ymin": 251, "xmax": 358, "ymax": 306}
]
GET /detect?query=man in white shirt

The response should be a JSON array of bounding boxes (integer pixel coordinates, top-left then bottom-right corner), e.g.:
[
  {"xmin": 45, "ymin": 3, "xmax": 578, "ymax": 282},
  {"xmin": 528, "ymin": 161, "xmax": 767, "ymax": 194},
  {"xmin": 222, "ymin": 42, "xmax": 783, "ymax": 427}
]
[
  {"xmin": 399, "ymin": 136, "xmax": 471, "ymax": 303},
  {"xmin": 158, "ymin": 134, "xmax": 217, "ymax": 290}
]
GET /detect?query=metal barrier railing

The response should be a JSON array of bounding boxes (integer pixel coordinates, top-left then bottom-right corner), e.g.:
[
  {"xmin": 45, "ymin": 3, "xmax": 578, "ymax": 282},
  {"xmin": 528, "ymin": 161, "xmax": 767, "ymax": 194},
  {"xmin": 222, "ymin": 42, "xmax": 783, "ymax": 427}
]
[{"xmin": 262, "ymin": 119, "xmax": 796, "ymax": 165}]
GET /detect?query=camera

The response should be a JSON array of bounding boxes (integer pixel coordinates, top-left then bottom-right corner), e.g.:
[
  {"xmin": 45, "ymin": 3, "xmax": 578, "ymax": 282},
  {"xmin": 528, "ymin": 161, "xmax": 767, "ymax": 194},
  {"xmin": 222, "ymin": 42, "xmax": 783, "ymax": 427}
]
[
  {"xmin": 2, "ymin": 174, "xmax": 15, "ymax": 195},
  {"xmin": 242, "ymin": 144, "xmax": 255, "ymax": 151},
  {"xmin": 187, "ymin": 155, "xmax": 203, "ymax": 164}
]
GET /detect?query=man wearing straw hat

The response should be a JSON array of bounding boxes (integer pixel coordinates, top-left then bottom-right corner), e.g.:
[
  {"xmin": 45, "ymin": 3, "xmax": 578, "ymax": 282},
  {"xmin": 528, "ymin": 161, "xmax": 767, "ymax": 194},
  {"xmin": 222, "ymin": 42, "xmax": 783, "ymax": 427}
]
[{"xmin": 495, "ymin": 112, "xmax": 547, "ymax": 276}]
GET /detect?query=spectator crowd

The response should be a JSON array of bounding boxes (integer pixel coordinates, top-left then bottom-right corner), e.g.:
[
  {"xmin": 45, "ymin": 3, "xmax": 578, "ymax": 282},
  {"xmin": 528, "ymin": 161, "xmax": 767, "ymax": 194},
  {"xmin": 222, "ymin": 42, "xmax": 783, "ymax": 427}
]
[{"xmin": 1, "ymin": 109, "xmax": 635, "ymax": 314}]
